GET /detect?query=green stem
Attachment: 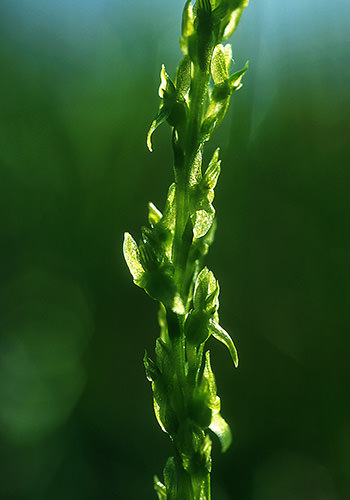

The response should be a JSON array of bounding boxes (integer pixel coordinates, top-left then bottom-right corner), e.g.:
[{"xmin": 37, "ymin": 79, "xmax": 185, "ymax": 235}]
[
  {"xmin": 173, "ymin": 170, "xmax": 190, "ymax": 290},
  {"xmin": 123, "ymin": 3, "xmax": 250, "ymax": 499},
  {"xmin": 168, "ymin": 41, "xmax": 215, "ymax": 500},
  {"xmin": 185, "ymin": 63, "xmax": 210, "ymax": 157},
  {"xmin": 173, "ymin": 47, "xmax": 214, "ymax": 297}
]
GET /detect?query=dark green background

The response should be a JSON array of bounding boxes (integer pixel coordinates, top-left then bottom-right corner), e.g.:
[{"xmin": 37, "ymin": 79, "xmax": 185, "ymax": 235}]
[{"xmin": 0, "ymin": 1, "xmax": 349, "ymax": 499}]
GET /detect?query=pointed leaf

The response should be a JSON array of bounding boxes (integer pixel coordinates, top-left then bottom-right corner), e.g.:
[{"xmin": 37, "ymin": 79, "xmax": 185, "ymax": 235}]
[
  {"xmin": 123, "ymin": 232, "xmax": 145, "ymax": 282},
  {"xmin": 209, "ymin": 320, "xmax": 239, "ymax": 367},
  {"xmin": 209, "ymin": 412, "xmax": 232, "ymax": 452}
]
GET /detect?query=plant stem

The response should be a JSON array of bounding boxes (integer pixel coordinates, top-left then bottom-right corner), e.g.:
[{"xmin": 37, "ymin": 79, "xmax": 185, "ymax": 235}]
[
  {"xmin": 170, "ymin": 42, "xmax": 216, "ymax": 500},
  {"xmin": 123, "ymin": 2, "xmax": 249, "ymax": 498}
]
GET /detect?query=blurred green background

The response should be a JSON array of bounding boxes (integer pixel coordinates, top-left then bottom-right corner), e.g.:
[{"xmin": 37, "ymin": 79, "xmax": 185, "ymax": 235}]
[{"xmin": 0, "ymin": 1, "xmax": 349, "ymax": 499}]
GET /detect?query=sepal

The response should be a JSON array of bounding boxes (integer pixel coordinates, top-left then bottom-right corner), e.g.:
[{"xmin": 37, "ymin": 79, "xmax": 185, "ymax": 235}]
[
  {"xmin": 189, "ymin": 148, "xmax": 203, "ymax": 187},
  {"xmin": 209, "ymin": 412, "xmax": 232, "ymax": 452},
  {"xmin": 189, "ymin": 220, "xmax": 217, "ymax": 262},
  {"xmin": 228, "ymin": 60, "xmax": 249, "ymax": 92},
  {"xmin": 202, "ymin": 148, "xmax": 221, "ymax": 190},
  {"xmin": 211, "ymin": 60, "xmax": 248, "ymax": 103},
  {"xmin": 193, "ymin": 267, "xmax": 218, "ymax": 311},
  {"xmin": 184, "ymin": 310, "xmax": 211, "ymax": 346},
  {"xmin": 202, "ymin": 350, "xmax": 232, "ymax": 451},
  {"xmin": 209, "ymin": 319, "xmax": 239, "ymax": 367},
  {"xmin": 211, "ymin": 44, "xmax": 231, "ymax": 85},
  {"xmin": 175, "ymin": 55, "xmax": 191, "ymax": 98},
  {"xmin": 150, "ymin": 346, "xmax": 179, "ymax": 436},
  {"xmin": 147, "ymin": 104, "xmax": 171, "ymax": 152},
  {"xmin": 188, "ymin": 383, "xmax": 213, "ymax": 428},
  {"xmin": 159, "ymin": 64, "xmax": 176, "ymax": 99},
  {"xmin": 191, "ymin": 207, "xmax": 215, "ymax": 239},
  {"xmin": 162, "ymin": 183, "xmax": 176, "ymax": 231},
  {"xmin": 123, "ymin": 227, "xmax": 183, "ymax": 313},
  {"xmin": 148, "ymin": 202, "xmax": 162, "ymax": 228},
  {"xmin": 220, "ymin": 0, "xmax": 249, "ymax": 41},
  {"xmin": 123, "ymin": 232, "xmax": 145, "ymax": 284},
  {"xmin": 202, "ymin": 350, "xmax": 220, "ymax": 412},
  {"xmin": 180, "ymin": 0, "xmax": 195, "ymax": 55},
  {"xmin": 147, "ymin": 65, "xmax": 188, "ymax": 152},
  {"xmin": 190, "ymin": 149, "xmax": 221, "ymax": 238}
]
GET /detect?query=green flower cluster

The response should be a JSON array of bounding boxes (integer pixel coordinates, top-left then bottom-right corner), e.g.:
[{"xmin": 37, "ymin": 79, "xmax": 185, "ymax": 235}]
[{"xmin": 123, "ymin": 1, "xmax": 248, "ymax": 498}]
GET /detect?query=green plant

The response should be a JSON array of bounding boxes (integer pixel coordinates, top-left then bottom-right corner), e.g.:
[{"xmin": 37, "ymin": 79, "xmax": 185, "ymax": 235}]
[{"xmin": 123, "ymin": 1, "xmax": 248, "ymax": 498}]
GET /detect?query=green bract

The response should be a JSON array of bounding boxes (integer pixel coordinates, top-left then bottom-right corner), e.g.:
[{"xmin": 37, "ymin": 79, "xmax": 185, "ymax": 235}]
[{"xmin": 123, "ymin": 1, "xmax": 248, "ymax": 498}]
